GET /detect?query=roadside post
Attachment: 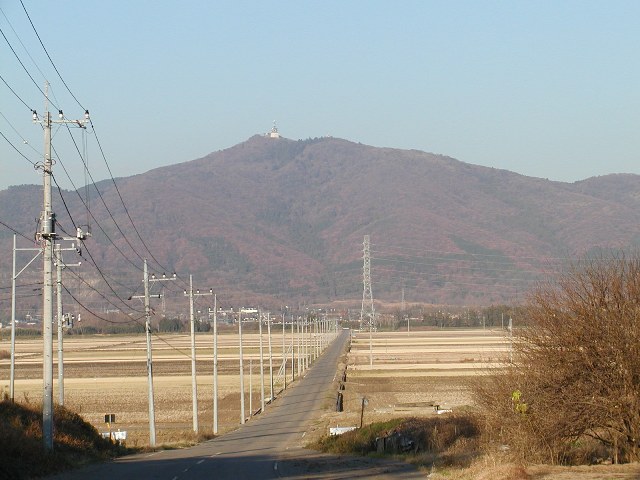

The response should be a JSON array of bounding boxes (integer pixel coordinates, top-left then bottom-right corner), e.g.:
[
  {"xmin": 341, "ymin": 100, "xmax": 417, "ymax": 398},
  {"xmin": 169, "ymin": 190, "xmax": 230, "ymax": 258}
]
[{"xmin": 104, "ymin": 414, "xmax": 115, "ymax": 440}]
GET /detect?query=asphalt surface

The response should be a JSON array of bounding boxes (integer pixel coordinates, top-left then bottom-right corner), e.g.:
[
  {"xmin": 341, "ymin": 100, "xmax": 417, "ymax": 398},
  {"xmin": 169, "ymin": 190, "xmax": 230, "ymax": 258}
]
[{"xmin": 49, "ymin": 330, "xmax": 423, "ymax": 479}]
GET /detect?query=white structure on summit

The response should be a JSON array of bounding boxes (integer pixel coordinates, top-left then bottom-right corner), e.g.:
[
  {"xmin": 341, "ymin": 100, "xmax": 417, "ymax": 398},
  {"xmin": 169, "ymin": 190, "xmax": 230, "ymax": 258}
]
[{"xmin": 268, "ymin": 121, "xmax": 280, "ymax": 138}]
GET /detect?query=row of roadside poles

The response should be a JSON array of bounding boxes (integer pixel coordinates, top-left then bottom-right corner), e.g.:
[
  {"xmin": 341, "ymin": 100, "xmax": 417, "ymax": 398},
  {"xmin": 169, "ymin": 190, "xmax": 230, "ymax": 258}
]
[
  {"xmin": 9, "ymin": 245, "xmax": 339, "ymax": 448},
  {"xmin": 236, "ymin": 310, "xmax": 339, "ymax": 428},
  {"xmin": 144, "ymin": 276, "xmax": 340, "ymax": 447}
]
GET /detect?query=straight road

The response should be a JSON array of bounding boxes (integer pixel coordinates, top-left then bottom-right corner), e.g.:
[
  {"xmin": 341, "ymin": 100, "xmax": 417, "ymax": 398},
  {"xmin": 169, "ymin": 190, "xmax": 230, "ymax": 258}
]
[{"xmin": 50, "ymin": 330, "xmax": 422, "ymax": 479}]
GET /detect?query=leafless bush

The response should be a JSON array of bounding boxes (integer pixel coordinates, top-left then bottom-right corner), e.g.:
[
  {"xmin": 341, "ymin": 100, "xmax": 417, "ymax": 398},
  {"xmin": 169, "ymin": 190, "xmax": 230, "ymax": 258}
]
[{"xmin": 474, "ymin": 252, "xmax": 640, "ymax": 464}]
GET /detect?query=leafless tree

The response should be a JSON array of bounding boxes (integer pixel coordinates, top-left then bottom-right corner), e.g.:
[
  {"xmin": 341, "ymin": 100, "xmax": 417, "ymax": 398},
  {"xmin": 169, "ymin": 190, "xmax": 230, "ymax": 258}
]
[{"xmin": 474, "ymin": 252, "xmax": 640, "ymax": 464}]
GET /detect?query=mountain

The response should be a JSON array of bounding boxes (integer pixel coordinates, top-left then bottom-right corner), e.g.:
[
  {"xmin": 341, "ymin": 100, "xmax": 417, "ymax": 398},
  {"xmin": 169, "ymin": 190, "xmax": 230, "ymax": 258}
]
[{"xmin": 2, "ymin": 135, "xmax": 640, "ymax": 314}]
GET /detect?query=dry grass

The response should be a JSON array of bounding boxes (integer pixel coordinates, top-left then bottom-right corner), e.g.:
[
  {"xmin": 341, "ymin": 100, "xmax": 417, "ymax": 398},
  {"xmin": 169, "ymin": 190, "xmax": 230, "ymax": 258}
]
[{"xmin": 0, "ymin": 398, "xmax": 128, "ymax": 479}]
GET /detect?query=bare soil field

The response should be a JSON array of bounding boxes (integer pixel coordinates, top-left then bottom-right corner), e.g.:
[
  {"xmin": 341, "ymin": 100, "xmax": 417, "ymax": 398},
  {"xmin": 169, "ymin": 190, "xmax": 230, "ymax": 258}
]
[
  {"xmin": 2, "ymin": 327, "xmax": 639, "ymax": 479},
  {"xmin": 0, "ymin": 331, "xmax": 297, "ymax": 446},
  {"xmin": 308, "ymin": 328, "xmax": 507, "ymax": 441},
  {"xmin": 308, "ymin": 328, "xmax": 640, "ymax": 480}
]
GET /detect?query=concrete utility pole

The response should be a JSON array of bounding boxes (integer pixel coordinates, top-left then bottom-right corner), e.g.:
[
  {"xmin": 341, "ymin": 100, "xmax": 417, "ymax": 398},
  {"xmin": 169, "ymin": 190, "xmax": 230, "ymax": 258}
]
[
  {"xmin": 249, "ymin": 358, "xmax": 253, "ymax": 417},
  {"xmin": 33, "ymin": 87, "xmax": 89, "ymax": 450},
  {"xmin": 267, "ymin": 313, "xmax": 273, "ymax": 402},
  {"xmin": 211, "ymin": 296, "xmax": 218, "ymax": 434},
  {"xmin": 282, "ymin": 314, "xmax": 286, "ymax": 390},
  {"xmin": 298, "ymin": 317, "xmax": 302, "ymax": 381},
  {"xmin": 290, "ymin": 315, "xmax": 294, "ymax": 383},
  {"xmin": 131, "ymin": 260, "xmax": 175, "ymax": 447},
  {"xmin": 239, "ymin": 309, "xmax": 245, "ymax": 424},
  {"xmin": 184, "ymin": 276, "xmax": 212, "ymax": 434},
  {"xmin": 55, "ymin": 243, "xmax": 81, "ymax": 406},
  {"xmin": 258, "ymin": 311, "xmax": 265, "ymax": 413},
  {"xmin": 11, "ymin": 235, "xmax": 42, "ymax": 402}
]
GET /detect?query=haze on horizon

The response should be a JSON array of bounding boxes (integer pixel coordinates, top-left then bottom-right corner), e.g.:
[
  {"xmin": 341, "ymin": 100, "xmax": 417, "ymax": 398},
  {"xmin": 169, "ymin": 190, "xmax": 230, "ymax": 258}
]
[{"xmin": 1, "ymin": 1, "xmax": 639, "ymax": 191}]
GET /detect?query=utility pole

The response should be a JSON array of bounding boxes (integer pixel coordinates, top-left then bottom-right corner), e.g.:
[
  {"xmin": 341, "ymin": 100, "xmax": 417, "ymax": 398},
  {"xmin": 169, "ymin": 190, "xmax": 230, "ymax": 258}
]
[
  {"xmin": 267, "ymin": 313, "xmax": 273, "ymax": 402},
  {"xmin": 290, "ymin": 315, "xmax": 294, "ymax": 383},
  {"xmin": 33, "ymin": 86, "xmax": 89, "ymax": 450},
  {"xmin": 509, "ymin": 317, "xmax": 513, "ymax": 363},
  {"xmin": 11, "ymin": 235, "xmax": 42, "ymax": 402},
  {"xmin": 249, "ymin": 358, "xmax": 253, "ymax": 417},
  {"xmin": 211, "ymin": 295, "xmax": 218, "ymax": 434},
  {"xmin": 131, "ymin": 260, "xmax": 175, "ymax": 447},
  {"xmin": 55, "ymin": 242, "xmax": 81, "ymax": 406},
  {"xmin": 282, "ymin": 313, "xmax": 286, "ymax": 390},
  {"xmin": 296, "ymin": 317, "xmax": 301, "ymax": 376},
  {"xmin": 184, "ymin": 276, "xmax": 212, "ymax": 434},
  {"xmin": 258, "ymin": 310, "xmax": 265, "ymax": 413},
  {"xmin": 239, "ymin": 309, "xmax": 245, "ymax": 424}
]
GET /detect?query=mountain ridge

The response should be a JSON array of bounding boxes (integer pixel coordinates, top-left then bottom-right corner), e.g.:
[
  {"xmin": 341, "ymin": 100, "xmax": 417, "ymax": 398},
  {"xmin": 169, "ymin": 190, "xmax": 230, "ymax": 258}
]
[{"xmin": 1, "ymin": 135, "xmax": 639, "ymax": 311}]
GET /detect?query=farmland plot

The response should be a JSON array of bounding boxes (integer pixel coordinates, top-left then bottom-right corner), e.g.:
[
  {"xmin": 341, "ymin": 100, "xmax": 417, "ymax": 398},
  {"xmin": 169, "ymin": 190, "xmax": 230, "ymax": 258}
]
[
  {"xmin": 0, "ymin": 331, "xmax": 303, "ymax": 446},
  {"xmin": 313, "ymin": 328, "xmax": 510, "ymax": 439}
]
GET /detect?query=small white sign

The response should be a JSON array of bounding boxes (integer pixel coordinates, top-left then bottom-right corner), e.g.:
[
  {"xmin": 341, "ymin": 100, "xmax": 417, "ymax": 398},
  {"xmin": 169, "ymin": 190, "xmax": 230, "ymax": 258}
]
[{"xmin": 329, "ymin": 426, "xmax": 357, "ymax": 436}]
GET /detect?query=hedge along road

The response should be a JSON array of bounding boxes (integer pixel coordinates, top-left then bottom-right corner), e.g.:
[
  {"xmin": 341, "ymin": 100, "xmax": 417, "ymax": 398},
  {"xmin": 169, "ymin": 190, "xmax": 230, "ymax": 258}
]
[{"xmin": 48, "ymin": 329, "xmax": 422, "ymax": 480}]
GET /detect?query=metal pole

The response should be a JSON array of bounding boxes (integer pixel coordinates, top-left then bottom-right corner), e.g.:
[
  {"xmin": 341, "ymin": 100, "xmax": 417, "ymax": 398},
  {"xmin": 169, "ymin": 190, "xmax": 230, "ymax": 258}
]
[
  {"xmin": 144, "ymin": 259, "xmax": 157, "ymax": 447},
  {"xmin": 213, "ymin": 295, "xmax": 218, "ymax": 434},
  {"xmin": 249, "ymin": 358, "xmax": 253, "ymax": 417},
  {"xmin": 10, "ymin": 234, "xmax": 16, "ymax": 402},
  {"xmin": 259, "ymin": 311, "xmax": 265, "ymax": 413},
  {"xmin": 11, "ymin": 245, "xmax": 44, "ymax": 402},
  {"xmin": 267, "ymin": 313, "xmax": 273, "ymax": 402},
  {"xmin": 239, "ymin": 310, "xmax": 245, "ymax": 424},
  {"xmin": 189, "ymin": 275, "xmax": 198, "ymax": 434},
  {"xmin": 56, "ymin": 244, "xmax": 64, "ymax": 406}
]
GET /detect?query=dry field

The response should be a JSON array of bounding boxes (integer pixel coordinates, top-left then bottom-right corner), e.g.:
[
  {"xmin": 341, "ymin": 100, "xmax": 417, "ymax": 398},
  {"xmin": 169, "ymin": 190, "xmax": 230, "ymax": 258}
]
[
  {"xmin": 0, "ymin": 330, "xmax": 307, "ymax": 446},
  {"xmin": 311, "ymin": 327, "xmax": 509, "ymax": 438}
]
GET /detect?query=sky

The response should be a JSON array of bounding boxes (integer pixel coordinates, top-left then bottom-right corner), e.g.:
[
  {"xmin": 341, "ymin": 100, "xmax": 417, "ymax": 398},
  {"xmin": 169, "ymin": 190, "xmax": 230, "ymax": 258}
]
[{"xmin": 1, "ymin": 0, "xmax": 639, "ymax": 191}]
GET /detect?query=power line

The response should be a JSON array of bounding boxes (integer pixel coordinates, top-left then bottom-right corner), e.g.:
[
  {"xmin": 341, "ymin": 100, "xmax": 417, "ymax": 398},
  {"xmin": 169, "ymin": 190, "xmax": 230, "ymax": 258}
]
[
  {"xmin": 372, "ymin": 242, "xmax": 571, "ymax": 265},
  {"xmin": 0, "ymin": 25, "xmax": 59, "ymax": 111},
  {"xmin": 0, "ymin": 129, "xmax": 38, "ymax": 166},
  {"xmin": 63, "ymin": 125, "xmax": 148, "ymax": 265},
  {"xmin": 0, "ymin": 110, "xmax": 40, "ymax": 155},
  {"xmin": 0, "ymin": 218, "xmax": 33, "ymax": 242},
  {"xmin": 19, "ymin": 0, "xmax": 85, "ymax": 111},
  {"xmin": 0, "ymin": 73, "xmax": 32, "ymax": 110},
  {"xmin": 88, "ymin": 120, "xmax": 185, "ymax": 284},
  {"xmin": 50, "ymin": 143, "xmax": 145, "ymax": 273},
  {"xmin": 61, "ymin": 283, "xmax": 144, "ymax": 326}
]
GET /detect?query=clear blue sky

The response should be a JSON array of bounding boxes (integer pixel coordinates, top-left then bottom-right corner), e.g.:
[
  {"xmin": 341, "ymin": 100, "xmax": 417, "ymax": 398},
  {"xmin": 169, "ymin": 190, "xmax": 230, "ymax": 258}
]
[{"xmin": 1, "ymin": 0, "xmax": 639, "ymax": 190}]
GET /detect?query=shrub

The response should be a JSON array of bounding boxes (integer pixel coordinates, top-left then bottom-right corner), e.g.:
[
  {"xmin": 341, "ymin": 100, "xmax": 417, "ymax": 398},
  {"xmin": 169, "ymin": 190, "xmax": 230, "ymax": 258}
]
[{"xmin": 474, "ymin": 252, "xmax": 640, "ymax": 464}]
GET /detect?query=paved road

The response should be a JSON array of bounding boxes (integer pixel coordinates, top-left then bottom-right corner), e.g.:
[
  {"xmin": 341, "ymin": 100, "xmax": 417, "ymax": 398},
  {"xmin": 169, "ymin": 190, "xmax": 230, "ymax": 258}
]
[{"xmin": 50, "ymin": 330, "xmax": 422, "ymax": 479}]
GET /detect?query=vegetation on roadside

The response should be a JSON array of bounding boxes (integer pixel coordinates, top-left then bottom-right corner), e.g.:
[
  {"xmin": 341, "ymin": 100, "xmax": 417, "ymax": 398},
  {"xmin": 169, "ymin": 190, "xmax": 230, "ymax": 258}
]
[
  {"xmin": 312, "ymin": 415, "xmax": 481, "ymax": 468},
  {"xmin": 0, "ymin": 396, "xmax": 132, "ymax": 479},
  {"xmin": 474, "ymin": 253, "xmax": 640, "ymax": 465}
]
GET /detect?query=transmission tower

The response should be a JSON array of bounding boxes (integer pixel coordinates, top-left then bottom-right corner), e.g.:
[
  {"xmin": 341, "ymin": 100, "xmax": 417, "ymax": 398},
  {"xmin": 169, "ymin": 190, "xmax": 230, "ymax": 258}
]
[{"xmin": 360, "ymin": 235, "xmax": 375, "ymax": 331}]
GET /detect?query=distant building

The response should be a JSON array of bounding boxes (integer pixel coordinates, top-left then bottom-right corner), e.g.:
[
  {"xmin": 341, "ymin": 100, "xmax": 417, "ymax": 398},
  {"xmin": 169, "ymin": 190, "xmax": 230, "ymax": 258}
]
[{"xmin": 267, "ymin": 121, "xmax": 280, "ymax": 138}]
